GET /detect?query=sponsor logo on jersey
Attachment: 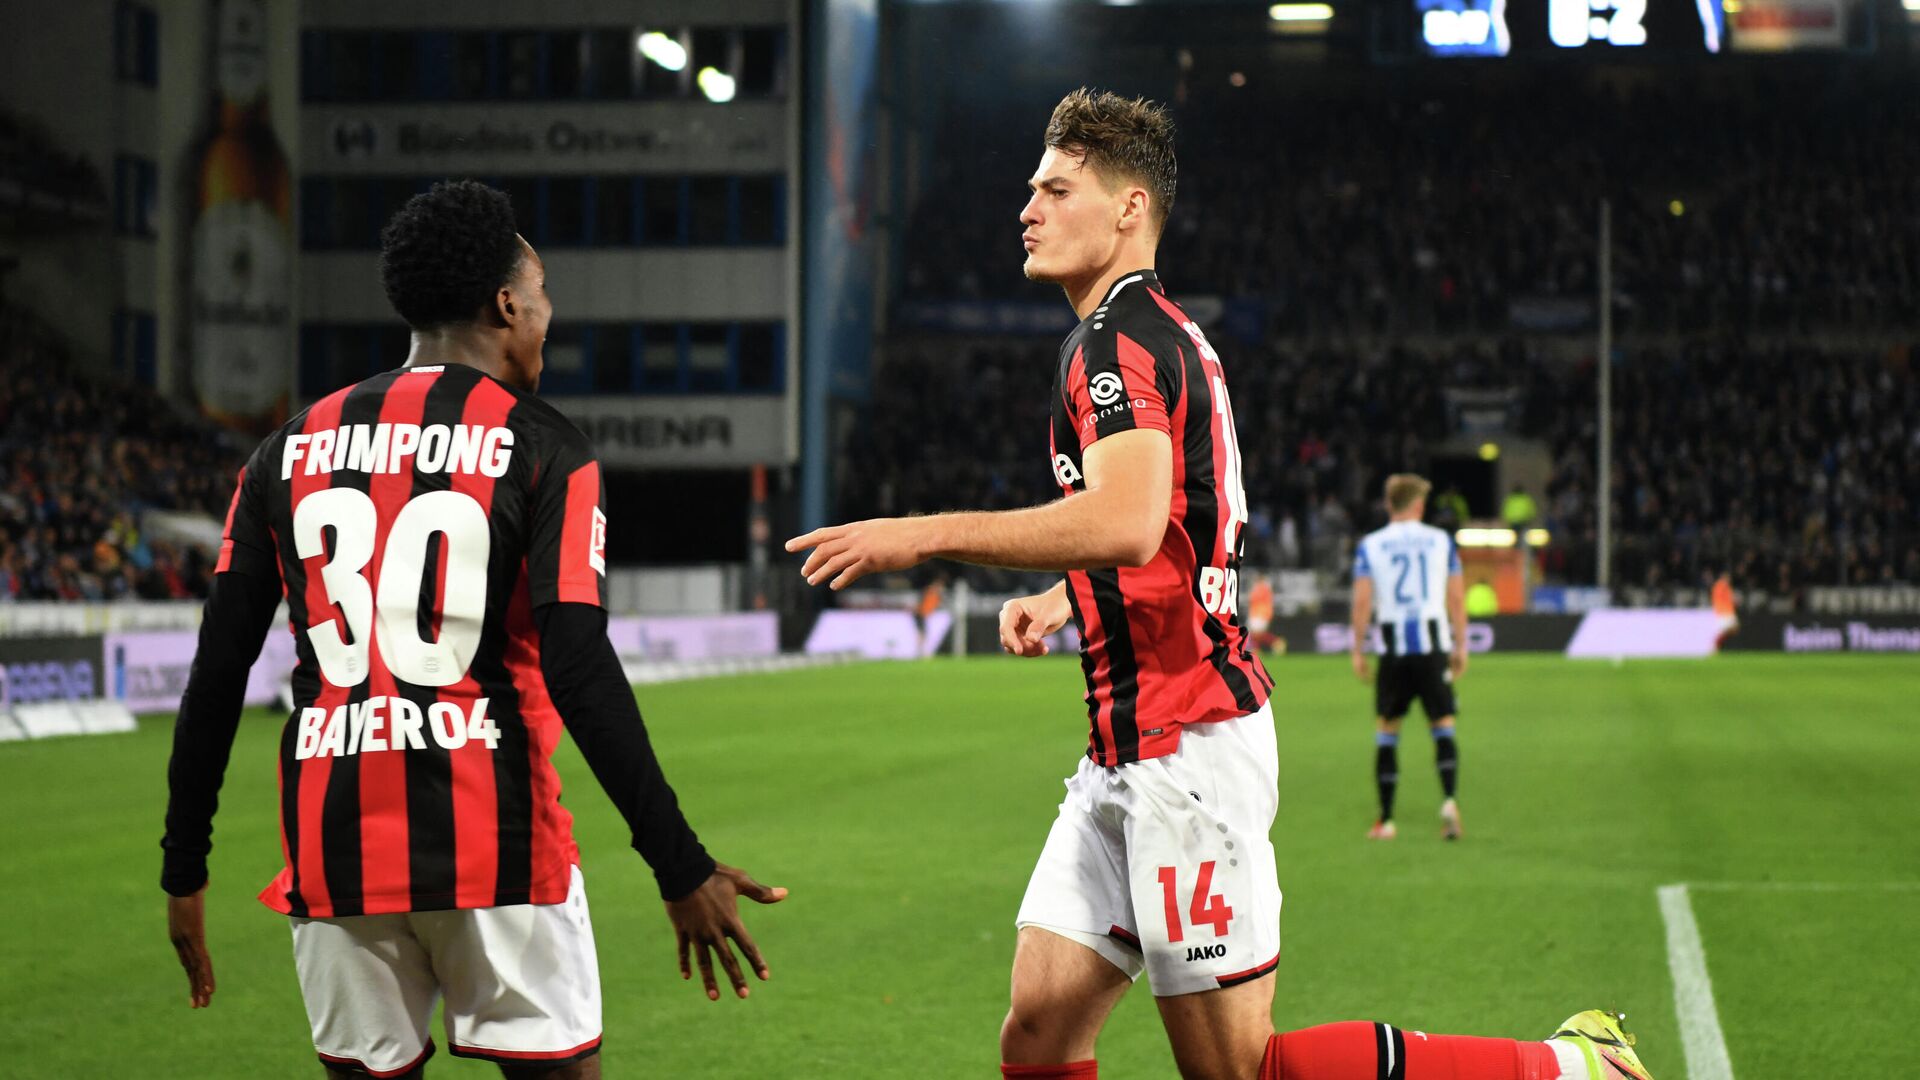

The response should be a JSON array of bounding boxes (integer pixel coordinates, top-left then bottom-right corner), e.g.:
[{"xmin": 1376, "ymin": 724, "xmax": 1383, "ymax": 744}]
[
  {"xmin": 1052, "ymin": 453, "xmax": 1083, "ymax": 487},
  {"xmin": 1089, "ymin": 371, "xmax": 1125, "ymax": 406},
  {"xmin": 282, "ymin": 423, "xmax": 515, "ymax": 479},
  {"xmin": 293, "ymin": 695, "xmax": 500, "ymax": 760},
  {"xmin": 1081, "ymin": 398, "xmax": 1153, "ymax": 430},
  {"xmin": 588, "ymin": 506, "xmax": 608, "ymax": 575}
]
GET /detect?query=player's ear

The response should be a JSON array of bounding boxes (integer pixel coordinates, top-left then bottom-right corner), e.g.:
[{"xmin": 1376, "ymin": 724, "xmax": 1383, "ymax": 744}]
[
  {"xmin": 1120, "ymin": 186, "xmax": 1150, "ymax": 233},
  {"xmin": 495, "ymin": 285, "xmax": 517, "ymax": 326}
]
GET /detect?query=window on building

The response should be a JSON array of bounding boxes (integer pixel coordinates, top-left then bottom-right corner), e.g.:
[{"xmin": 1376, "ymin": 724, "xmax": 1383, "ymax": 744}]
[
  {"xmin": 547, "ymin": 177, "xmax": 588, "ymax": 247},
  {"xmin": 114, "ymin": 2, "xmax": 159, "ymax": 87},
  {"xmin": 737, "ymin": 324, "xmax": 781, "ymax": 391},
  {"xmin": 548, "ymin": 31, "xmax": 585, "ymax": 97},
  {"xmin": 375, "ymin": 34, "xmax": 417, "ymax": 99},
  {"xmin": 641, "ymin": 324, "xmax": 682, "ymax": 390},
  {"xmin": 586, "ymin": 29, "xmax": 632, "ymax": 99},
  {"xmin": 688, "ymin": 323, "xmax": 730, "ymax": 391},
  {"xmin": 502, "ymin": 32, "xmax": 543, "ymax": 99},
  {"xmin": 451, "ymin": 33, "xmax": 490, "ymax": 99},
  {"xmin": 593, "ymin": 325, "xmax": 635, "ymax": 392},
  {"xmin": 688, "ymin": 177, "xmax": 731, "ymax": 246},
  {"xmin": 737, "ymin": 176, "xmax": 782, "ymax": 245},
  {"xmin": 738, "ymin": 28, "xmax": 784, "ymax": 97},
  {"xmin": 641, "ymin": 177, "xmax": 684, "ymax": 245},
  {"xmin": 329, "ymin": 32, "xmax": 376, "ymax": 100},
  {"xmin": 595, "ymin": 177, "xmax": 635, "ymax": 246},
  {"xmin": 114, "ymin": 156, "xmax": 157, "ymax": 238}
]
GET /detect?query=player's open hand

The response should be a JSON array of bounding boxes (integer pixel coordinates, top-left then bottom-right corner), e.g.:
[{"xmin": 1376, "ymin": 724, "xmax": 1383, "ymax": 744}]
[
  {"xmin": 665, "ymin": 862, "xmax": 788, "ymax": 1001},
  {"xmin": 1000, "ymin": 589, "xmax": 1070, "ymax": 657},
  {"xmin": 785, "ymin": 518, "xmax": 929, "ymax": 590},
  {"xmin": 167, "ymin": 887, "xmax": 216, "ymax": 1008},
  {"xmin": 1448, "ymin": 646, "xmax": 1469, "ymax": 681}
]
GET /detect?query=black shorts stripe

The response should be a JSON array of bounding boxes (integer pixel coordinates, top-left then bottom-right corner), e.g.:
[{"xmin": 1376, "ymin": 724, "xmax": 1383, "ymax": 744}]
[
  {"xmin": 1086, "ymin": 568, "xmax": 1140, "ymax": 761},
  {"xmin": 1215, "ymin": 954, "xmax": 1280, "ymax": 988},
  {"xmin": 1390, "ymin": 1025, "xmax": 1407, "ymax": 1080}
]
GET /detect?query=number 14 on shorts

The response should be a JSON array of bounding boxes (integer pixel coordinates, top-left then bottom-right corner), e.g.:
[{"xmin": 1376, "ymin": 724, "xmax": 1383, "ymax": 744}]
[{"xmin": 1156, "ymin": 861, "xmax": 1233, "ymax": 944}]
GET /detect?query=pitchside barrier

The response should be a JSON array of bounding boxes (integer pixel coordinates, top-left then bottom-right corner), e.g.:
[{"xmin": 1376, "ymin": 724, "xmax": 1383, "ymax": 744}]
[
  {"xmin": 6, "ymin": 606, "xmax": 1914, "ymax": 743},
  {"xmin": 0, "ymin": 609, "xmax": 783, "ymax": 743}
]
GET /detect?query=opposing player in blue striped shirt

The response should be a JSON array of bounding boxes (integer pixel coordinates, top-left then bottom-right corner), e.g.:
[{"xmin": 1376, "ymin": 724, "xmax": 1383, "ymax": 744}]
[{"xmin": 1348, "ymin": 474, "xmax": 1468, "ymax": 841}]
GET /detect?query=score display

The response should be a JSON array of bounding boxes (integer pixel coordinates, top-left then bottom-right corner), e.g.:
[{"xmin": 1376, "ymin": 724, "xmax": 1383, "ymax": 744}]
[{"xmin": 1415, "ymin": 0, "xmax": 1727, "ymax": 56}]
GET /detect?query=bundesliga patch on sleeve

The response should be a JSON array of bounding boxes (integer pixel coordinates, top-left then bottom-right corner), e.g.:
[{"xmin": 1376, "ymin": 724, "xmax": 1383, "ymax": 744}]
[{"xmin": 588, "ymin": 506, "xmax": 607, "ymax": 575}]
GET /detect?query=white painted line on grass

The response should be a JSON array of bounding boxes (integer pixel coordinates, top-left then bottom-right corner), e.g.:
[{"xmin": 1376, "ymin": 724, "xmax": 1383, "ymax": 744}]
[
  {"xmin": 1658, "ymin": 884, "xmax": 1736, "ymax": 1080},
  {"xmin": 1685, "ymin": 881, "xmax": 1920, "ymax": 893}
]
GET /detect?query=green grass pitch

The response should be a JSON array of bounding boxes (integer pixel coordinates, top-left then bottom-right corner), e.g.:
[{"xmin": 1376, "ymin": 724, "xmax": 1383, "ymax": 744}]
[{"xmin": 3, "ymin": 654, "xmax": 1915, "ymax": 1078}]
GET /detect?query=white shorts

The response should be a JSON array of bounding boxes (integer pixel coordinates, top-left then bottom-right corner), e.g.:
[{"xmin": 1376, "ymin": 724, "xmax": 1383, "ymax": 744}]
[
  {"xmin": 1016, "ymin": 704, "xmax": 1282, "ymax": 997},
  {"xmin": 289, "ymin": 863, "xmax": 602, "ymax": 1075}
]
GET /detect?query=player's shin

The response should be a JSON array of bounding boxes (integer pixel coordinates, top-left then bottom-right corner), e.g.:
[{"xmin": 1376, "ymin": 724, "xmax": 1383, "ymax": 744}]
[
  {"xmin": 1433, "ymin": 723, "xmax": 1458, "ymax": 799},
  {"xmin": 1260, "ymin": 1023, "xmax": 1564, "ymax": 1080},
  {"xmin": 1374, "ymin": 732, "xmax": 1399, "ymax": 823}
]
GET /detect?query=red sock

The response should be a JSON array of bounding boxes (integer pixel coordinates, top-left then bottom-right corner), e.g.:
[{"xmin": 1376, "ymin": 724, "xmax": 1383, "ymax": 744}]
[
  {"xmin": 1260, "ymin": 1023, "xmax": 1561, "ymax": 1079},
  {"xmin": 1001, "ymin": 1061, "xmax": 1097, "ymax": 1080}
]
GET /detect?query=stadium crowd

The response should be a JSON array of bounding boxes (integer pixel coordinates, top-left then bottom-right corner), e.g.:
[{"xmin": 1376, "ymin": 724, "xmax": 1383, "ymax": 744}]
[
  {"xmin": 902, "ymin": 70, "xmax": 1920, "ymax": 336},
  {"xmin": 847, "ymin": 336, "xmax": 1920, "ymax": 598},
  {"xmin": 0, "ymin": 318, "xmax": 239, "ymax": 602}
]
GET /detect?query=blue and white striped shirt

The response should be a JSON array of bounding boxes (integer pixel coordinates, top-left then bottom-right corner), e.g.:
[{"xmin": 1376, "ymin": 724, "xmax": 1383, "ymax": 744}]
[{"xmin": 1354, "ymin": 521, "xmax": 1461, "ymax": 656}]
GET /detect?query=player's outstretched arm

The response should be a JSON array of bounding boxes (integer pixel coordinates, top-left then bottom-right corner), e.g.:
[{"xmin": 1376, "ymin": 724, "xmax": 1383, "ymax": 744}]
[
  {"xmin": 1000, "ymin": 580, "xmax": 1071, "ymax": 657},
  {"xmin": 536, "ymin": 602, "xmax": 788, "ymax": 1001},
  {"xmin": 161, "ymin": 565, "xmax": 283, "ymax": 1008},
  {"xmin": 786, "ymin": 428, "xmax": 1172, "ymax": 589}
]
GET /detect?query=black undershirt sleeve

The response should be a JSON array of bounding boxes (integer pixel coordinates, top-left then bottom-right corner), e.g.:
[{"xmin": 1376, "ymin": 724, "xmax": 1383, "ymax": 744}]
[
  {"xmin": 160, "ymin": 569, "xmax": 283, "ymax": 897},
  {"xmin": 537, "ymin": 602, "xmax": 715, "ymax": 901}
]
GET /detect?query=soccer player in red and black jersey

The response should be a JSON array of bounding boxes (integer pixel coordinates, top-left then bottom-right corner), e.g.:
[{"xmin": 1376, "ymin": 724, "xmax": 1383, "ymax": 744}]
[
  {"xmin": 161, "ymin": 181, "xmax": 786, "ymax": 1079},
  {"xmin": 788, "ymin": 91, "xmax": 1653, "ymax": 1080}
]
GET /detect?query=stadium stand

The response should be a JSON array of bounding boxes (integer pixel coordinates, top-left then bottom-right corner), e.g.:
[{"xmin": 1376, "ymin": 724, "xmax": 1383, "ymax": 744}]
[
  {"xmin": 0, "ymin": 308, "xmax": 241, "ymax": 601},
  {"xmin": 901, "ymin": 69, "xmax": 1920, "ymax": 334}
]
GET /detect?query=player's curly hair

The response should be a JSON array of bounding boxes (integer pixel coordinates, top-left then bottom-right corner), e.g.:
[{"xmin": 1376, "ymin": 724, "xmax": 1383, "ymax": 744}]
[
  {"xmin": 378, "ymin": 180, "xmax": 524, "ymax": 330},
  {"xmin": 1045, "ymin": 88, "xmax": 1177, "ymax": 234}
]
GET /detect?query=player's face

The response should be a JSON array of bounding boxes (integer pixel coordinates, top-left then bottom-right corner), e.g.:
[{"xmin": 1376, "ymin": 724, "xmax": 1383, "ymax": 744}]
[
  {"xmin": 503, "ymin": 236, "xmax": 552, "ymax": 393},
  {"xmin": 1020, "ymin": 147, "xmax": 1128, "ymax": 285}
]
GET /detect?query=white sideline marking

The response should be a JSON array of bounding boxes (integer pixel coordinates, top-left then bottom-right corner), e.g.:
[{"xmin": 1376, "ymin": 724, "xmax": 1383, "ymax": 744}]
[
  {"xmin": 1657, "ymin": 884, "xmax": 1736, "ymax": 1080},
  {"xmin": 1685, "ymin": 880, "xmax": 1920, "ymax": 893}
]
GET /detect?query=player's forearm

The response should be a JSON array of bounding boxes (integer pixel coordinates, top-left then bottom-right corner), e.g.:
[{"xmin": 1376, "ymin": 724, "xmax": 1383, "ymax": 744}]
[
  {"xmin": 917, "ymin": 491, "xmax": 1161, "ymax": 572},
  {"xmin": 1349, "ymin": 584, "xmax": 1371, "ymax": 653},
  {"xmin": 161, "ymin": 570, "xmax": 281, "ymax": 896},
  {"xmin": 537, "ymin": 603, "xmax": 716, "ymax": 900},
  {"xmin": 1447, "ymin": 578, "xmax": 1468, "ymax": 649}
]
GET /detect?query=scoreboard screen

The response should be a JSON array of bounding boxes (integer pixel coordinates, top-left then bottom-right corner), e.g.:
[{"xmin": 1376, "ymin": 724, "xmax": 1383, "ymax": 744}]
[{"xmin": 1414, "ymin": 0, "xmax": 1728, "ymax": 56}]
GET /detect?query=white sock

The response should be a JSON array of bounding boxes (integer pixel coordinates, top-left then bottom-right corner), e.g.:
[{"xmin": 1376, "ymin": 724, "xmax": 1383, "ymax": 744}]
[{"xmin": 1548, "ymin": 1039, "xmax": 1598, "ymax": 1078}]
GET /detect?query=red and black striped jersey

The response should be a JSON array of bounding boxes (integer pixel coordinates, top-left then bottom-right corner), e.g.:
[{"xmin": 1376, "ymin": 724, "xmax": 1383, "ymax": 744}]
[
  {"xmin": 1049, "ymin": 270, "xmax": 1273, "ymax": 766},
  {"xmin": 215, "ymin": 363, "xmax": 607, "ymax": 917}
]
